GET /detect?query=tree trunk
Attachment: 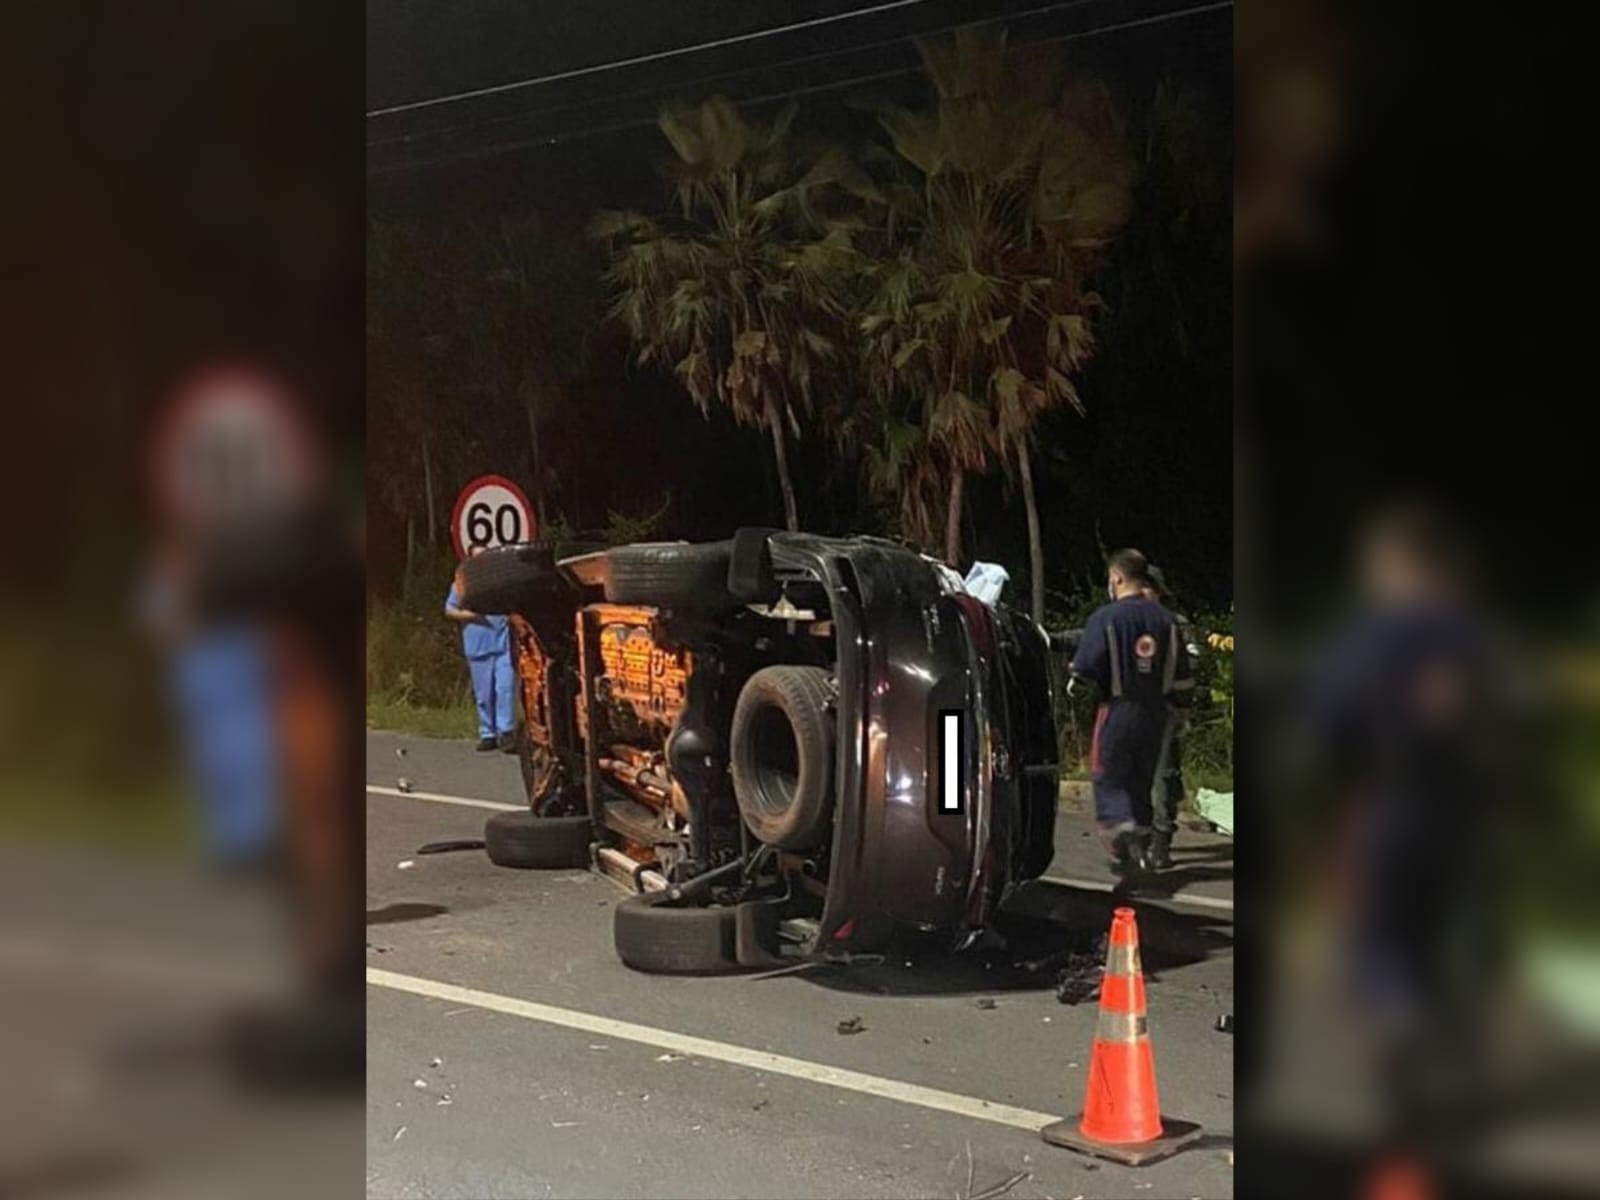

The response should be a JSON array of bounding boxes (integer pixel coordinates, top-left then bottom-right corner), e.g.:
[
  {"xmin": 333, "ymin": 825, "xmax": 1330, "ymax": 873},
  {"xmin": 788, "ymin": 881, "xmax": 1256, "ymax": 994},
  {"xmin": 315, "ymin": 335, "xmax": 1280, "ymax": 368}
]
[
  {"xmin": 1018, "ymin": 440, "xmax": 1045, "ymax": 625},
  {"xmin": 764, "ymin": 395, "xmax": 799, "ymax": 532},
  {"xmin": 403, "ymin": 512, "xmax": 416, "ymax": 603},
  {"xmin": 944, "ymin": 468, "xmax": 964, "ymax": 568},
  {"xmin": 523, "ymin": 381, "xmax": 549, "ymax": 536},
  {"xmin": 420, "ymin": 432, "xmax": 436, "ymax": 549}
]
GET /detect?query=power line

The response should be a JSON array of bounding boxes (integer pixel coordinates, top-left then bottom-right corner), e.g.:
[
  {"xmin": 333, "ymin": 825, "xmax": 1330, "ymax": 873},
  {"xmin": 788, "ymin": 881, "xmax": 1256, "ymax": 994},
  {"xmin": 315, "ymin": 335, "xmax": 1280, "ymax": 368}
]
[
  {"xmin": 368, "ymin": 0, "xmax": 1231, "ymax": 175},
  {"xmin": 367, "ymin": 0, "xmax": 1113, "ymax": 154},
  {"xmin": 367, "ymin": 0, "xmax": 936, "ymax": 119}
]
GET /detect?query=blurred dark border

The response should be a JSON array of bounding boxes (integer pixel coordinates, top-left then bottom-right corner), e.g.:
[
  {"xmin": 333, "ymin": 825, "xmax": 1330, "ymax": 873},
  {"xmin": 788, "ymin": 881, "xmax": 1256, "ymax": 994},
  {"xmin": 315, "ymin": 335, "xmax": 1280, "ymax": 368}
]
[{"xmin": 1237, "ymin": 2, "xmax": 1591, "ymax": 1197}]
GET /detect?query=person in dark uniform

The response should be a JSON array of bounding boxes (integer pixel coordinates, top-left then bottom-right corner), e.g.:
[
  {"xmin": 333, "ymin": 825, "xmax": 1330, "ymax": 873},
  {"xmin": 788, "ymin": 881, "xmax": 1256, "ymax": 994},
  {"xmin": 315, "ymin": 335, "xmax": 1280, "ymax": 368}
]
[
  {"xmin": 1141, "ymin": 565, "xmax": 1203, "ymax": 870},
  {"xmin": 1069, "ymin": 548, "xmax": 1194, "ymax": 883}
]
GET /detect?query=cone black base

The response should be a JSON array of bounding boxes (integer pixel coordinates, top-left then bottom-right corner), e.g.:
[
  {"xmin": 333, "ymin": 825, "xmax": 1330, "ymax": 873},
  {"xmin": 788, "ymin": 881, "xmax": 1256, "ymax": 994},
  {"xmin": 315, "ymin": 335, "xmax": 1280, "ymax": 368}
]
[{"xmin": 1040, "ymin": 1115, "xmax": 1203, "ymax": 1166}]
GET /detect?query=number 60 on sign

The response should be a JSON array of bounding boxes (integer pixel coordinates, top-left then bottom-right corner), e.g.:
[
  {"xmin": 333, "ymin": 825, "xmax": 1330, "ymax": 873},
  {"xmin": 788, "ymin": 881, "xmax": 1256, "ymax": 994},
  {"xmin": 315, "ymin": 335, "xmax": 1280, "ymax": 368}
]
[{"xmin": 450, "ymin": 474, "xmax": 536, "ymax": 558}]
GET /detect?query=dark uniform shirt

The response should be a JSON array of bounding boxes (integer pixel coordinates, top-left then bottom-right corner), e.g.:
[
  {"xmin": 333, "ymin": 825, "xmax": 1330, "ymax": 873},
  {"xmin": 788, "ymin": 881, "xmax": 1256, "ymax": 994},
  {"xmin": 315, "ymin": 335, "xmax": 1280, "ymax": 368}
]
[{"xmin": 1070, "ymin": 595, "xmax": 1194, "ymax": 709}]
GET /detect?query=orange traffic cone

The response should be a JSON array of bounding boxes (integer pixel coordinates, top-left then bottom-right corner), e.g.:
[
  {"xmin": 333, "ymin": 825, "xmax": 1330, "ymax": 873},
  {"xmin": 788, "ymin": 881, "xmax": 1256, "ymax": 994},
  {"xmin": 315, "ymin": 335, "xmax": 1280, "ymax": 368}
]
[{"xmin": 1041, "ymin": 906, "xmax": 1202, "ymax": 1166}]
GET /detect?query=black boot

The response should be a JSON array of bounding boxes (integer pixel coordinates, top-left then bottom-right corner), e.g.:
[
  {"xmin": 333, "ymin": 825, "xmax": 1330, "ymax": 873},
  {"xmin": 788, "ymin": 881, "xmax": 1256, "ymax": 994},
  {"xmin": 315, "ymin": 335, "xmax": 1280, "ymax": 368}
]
[
  {"xmin": 1106, "ymin": 825, "xmax": 1139, "ymax": 893},
  {"xmin": 1148, "ymin": 830, "xmax": 1173, "ymax": 871},
  {"xmin": 476, "ymin": 736, "xmax": 496, "ymax": 752}
]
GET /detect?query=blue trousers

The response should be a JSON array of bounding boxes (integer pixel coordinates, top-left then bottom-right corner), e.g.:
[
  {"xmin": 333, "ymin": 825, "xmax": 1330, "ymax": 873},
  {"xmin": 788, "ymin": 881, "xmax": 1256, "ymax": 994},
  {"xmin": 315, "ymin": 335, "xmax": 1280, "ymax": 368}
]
[
  {"xmin": 169, "ymin": 627, "xmax": 279, "ymax": 863},
  {"xmin": 1089, "ymin": 700, "xmax": 1165, "ymax": 830},
  {"xmin": 467, "ymin": 651, "xmax": 516, "ymax": 740}
]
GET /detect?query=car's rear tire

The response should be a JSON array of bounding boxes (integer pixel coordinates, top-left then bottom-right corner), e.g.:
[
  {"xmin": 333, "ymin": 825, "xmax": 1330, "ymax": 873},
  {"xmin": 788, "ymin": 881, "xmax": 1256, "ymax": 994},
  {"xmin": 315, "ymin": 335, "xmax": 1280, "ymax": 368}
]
[
  {"xmin": 729, "ymin": 665, "xmax": 835, "ymax": 852},
  {"xmin": 597, "ymin": 541, "xmax": 738, "ymax": 611},
  {"xmin": 459, "ymin": 543, "xmax": 561, "ymax": 613},
  {"xmin": 483, "ymin": 810, "xmax": 591, "ymax": 869}
]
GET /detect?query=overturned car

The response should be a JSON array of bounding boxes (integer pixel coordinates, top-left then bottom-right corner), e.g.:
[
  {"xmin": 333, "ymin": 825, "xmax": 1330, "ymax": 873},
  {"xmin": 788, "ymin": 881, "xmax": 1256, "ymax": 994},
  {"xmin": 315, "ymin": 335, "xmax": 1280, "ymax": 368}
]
[{"xmin": 456, "ymin": 530, "xmax": 1059, "ymax": 973}]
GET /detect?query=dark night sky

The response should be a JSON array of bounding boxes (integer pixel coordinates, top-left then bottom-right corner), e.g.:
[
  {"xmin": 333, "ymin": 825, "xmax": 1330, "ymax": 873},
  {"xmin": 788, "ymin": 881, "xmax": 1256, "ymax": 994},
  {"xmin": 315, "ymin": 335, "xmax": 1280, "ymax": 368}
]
[{"xmin": 366, "ymin": 0, "xmax": 1233, "ymax": 608}]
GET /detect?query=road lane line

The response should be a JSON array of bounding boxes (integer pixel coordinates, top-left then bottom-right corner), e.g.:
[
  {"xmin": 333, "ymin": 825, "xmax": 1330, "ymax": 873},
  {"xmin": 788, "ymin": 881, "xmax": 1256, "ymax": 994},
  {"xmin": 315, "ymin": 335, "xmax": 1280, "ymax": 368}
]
[
  {"xmin": 367, "ymin": 785, "xmax": 522, "ymax": 812},
  {"xmin": 1039, "ymin": 874, "xmax": 1234, "ymax": 913},
  {"xmin": 367, "ymin": 967, "xmax": 1060, "ymax": 1133}
]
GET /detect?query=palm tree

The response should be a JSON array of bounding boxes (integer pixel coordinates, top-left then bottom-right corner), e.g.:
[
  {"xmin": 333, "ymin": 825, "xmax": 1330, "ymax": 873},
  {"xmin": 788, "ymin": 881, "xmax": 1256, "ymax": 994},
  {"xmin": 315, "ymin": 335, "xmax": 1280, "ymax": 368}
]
[
  {"xmin": 857, "ymin": 29, "xmax": 1132, "ymax": 614},
  {"xmin": 592, "ymin": 97, "xmax": 856, "ymax": 532}
]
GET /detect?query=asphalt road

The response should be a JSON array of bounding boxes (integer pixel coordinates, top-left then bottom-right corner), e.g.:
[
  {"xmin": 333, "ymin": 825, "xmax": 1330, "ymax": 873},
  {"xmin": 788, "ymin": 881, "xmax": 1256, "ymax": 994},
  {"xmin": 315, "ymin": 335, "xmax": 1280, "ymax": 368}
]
[{"xmin": 366, "ymin": 730, "xmax": 1235, "ymax": 1199}]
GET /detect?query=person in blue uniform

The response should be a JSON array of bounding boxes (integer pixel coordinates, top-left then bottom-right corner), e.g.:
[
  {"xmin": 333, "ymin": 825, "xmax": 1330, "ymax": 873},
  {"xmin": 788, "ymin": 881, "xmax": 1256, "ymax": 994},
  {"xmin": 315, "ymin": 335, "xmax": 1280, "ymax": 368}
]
[
  {"xmin": 1068, "ymin": 548, "xmax": 1193, "ymax": 883},
  {"xmin": 445, "ymin": 551, "xmax": 516, "ymax": 752}
]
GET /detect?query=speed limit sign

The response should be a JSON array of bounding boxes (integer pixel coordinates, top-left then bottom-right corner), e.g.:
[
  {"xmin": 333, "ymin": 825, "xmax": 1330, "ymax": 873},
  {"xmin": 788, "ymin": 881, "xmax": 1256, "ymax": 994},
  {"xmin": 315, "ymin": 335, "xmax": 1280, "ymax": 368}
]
[{"xmin": 451, "ymin": 474, "xmax": 536, "ymax": 558}]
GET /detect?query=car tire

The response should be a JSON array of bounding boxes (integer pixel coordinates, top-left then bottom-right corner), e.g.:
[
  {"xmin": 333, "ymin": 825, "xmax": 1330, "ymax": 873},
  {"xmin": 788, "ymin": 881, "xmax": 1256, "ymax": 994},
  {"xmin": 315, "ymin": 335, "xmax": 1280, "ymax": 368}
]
[
  {"xmin": 459, "ymin": 543, "xmax": 560, "ymax": 614},
  {"xmin": 613, "ymin": 891, "xmax": 739, "ymax": 973},
  {"xmin": 598, "ymin": 541, "xmax": 738, "ymax": 611},
  {"xmin": 482, "ymin": 810, "xmax": 592, "ymax": 869},
  {"xmin": 729, "ymin": 665, "xmax": 835, "ymax": 852}
]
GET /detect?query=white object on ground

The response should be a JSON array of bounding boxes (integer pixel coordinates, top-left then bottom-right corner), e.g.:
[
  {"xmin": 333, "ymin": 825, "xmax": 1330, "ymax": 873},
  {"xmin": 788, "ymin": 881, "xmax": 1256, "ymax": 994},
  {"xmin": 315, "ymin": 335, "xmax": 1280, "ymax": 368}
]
[{"xmin": 1194, "ymin": 788, "xmax": 1234, "ymax": 836}]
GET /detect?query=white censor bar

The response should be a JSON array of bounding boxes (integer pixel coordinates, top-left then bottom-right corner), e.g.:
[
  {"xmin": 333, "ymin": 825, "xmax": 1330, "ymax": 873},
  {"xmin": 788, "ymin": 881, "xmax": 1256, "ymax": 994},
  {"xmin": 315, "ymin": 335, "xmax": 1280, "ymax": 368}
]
[{"xmin": 939, "ymin": 711, "xmax": 962, "ymax": 813}]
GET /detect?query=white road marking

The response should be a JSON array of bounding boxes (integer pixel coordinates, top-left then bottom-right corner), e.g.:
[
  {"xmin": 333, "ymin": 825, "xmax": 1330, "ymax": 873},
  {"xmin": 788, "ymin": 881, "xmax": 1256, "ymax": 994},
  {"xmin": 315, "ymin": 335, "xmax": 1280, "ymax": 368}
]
[
  {"xmin": 368, "ymin": 967, "xmax": 1061, "ymax": 1134},
  {"xmin": 1040, "ymin": 874, "xmax": 1234, "ymax": 913},
  {"xmin": 367, "ymin": 785, "xmax": 521, "ymax": 812}
]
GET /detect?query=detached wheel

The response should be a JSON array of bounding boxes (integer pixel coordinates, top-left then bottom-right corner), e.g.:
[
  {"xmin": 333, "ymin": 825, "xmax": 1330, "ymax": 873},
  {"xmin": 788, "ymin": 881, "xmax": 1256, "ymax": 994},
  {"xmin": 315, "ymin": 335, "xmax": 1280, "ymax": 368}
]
[
  {"xmin": 613, "ymin": 891, "xmax": 786, "ymax": 974},
  {"xmin": 483, "ymin": 810, "xmax": 591, "ymax": 869},
  {"xmin": 598, "ymin": 541, "xmax": 737, "ymax": 611},
  {"xmin": 730, "ymin": 666, "xmax": 835, "ymax": 851},
  {"xmin": 613, "ymin": 892, "xmax": 740, "ymax": 974},
  {"xmin": 459, "ymin": 543, "xmax": 561, "ymax": 614}
]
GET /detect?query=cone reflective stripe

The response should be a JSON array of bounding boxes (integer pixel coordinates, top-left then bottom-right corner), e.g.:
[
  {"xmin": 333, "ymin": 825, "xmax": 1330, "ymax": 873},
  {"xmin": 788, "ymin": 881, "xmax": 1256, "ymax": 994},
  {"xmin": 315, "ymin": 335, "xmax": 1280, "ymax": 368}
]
[
  {"xmin": 1040, "ymin": 906, "xmax": 1202, "ymax": 1166},
  {"xmin": 1079, "ymin": 907, "xmax": 1162, "ymax": 1144}
]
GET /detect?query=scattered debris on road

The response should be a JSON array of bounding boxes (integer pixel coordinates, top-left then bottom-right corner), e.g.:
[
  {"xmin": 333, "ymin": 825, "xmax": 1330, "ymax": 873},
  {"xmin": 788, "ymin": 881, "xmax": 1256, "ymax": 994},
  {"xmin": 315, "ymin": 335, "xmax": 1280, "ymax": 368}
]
[
  {"xmin": 417, "ymin": 839, "xmax": 485, "ymax": 855},
  {"xmin": 396, "ymin": 778, "xmax": 413, "ymax": 793},
  {"xmin": 975, "ymin": 998, "xmax": 997, "ymax": 1010},
  {"xmin": 969, "ymin": 1169, "xmax": 1031, "ymax": 1200},
  {"xmin": 752, "ymin": 1099, "xmax": 769, "ymax": 1111},
  {"xmin": 436, "ymin": 1097, "xmax": 452, "ymax": 1107},
  {"xmin": 1215, "ymin": 1013, "xmax": 1234, "ymax": 1034},
  {"xmin": 836, "ymin": 1016, "xmax": 866, "ymax": 1035},
  {"xmin": 430, "ymin": 1057, "xmax": 443, "ymax": 1068},
  {"xmin": 551, "ymin": 1121, "xmax": 580, "ymax": 1128},
  {"xmin": 1053, "ymin": 934, "xmax": 1109, "ymax": 1005},
  {"xmin": 396, "ymin": 747, "xmax": 406, "ymax": 757},
  {"xmin": 654, "ymin": 1052, "xmax": 684, "ymax": 1063},
  {"xmin": 412, "ymin": 1078, "xmax": 428, "ymax": 1090},
  {"xmin": 392, "ymin": 1125, "xmax": 406, "ymax": 1142},
  {"xmin": 397, "ymin": 860, "xmax": 416, "ymax": 870}
]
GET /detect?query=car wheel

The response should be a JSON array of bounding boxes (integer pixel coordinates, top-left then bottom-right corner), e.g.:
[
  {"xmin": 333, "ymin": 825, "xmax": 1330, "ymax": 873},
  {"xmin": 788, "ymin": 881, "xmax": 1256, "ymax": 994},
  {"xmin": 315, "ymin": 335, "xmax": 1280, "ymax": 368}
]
[
  {"xmin": 483, "ymin": 810, "xmax": 592, "ymax": 869},
  {"xmin": 596, "ymin": 541, "xmax": 738, "ymax": 611},
  {"xmin": 459, "ymin": 543, "xmax": 561, "ymax": 613},
  {"xmin": 729, "ymin": 665, "xmax": 835, "ymax": 852},
  {"xmin": 613, "ymin": 891, "xmax": 739, "ymax": 973}
]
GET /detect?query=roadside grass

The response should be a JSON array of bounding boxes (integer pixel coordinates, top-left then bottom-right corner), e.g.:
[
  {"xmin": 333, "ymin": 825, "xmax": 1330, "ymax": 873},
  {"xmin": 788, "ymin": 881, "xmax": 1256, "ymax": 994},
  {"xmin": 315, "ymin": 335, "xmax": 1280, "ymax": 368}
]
[{"xmin": 367, "ymin": 692, "xmax": 479, "ymax": 740}]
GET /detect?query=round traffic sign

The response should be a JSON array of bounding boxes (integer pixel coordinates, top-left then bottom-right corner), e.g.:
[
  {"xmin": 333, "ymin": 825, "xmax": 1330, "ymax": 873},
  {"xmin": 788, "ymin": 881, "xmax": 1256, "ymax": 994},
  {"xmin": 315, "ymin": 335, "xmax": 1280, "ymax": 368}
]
[
  {"xmin": 451, "ymin": 474, "xmax": 535, "ymax": 558},
  {"xmin": 149, "ymin": 364, "xmax": 320, "ymax": 526}
]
